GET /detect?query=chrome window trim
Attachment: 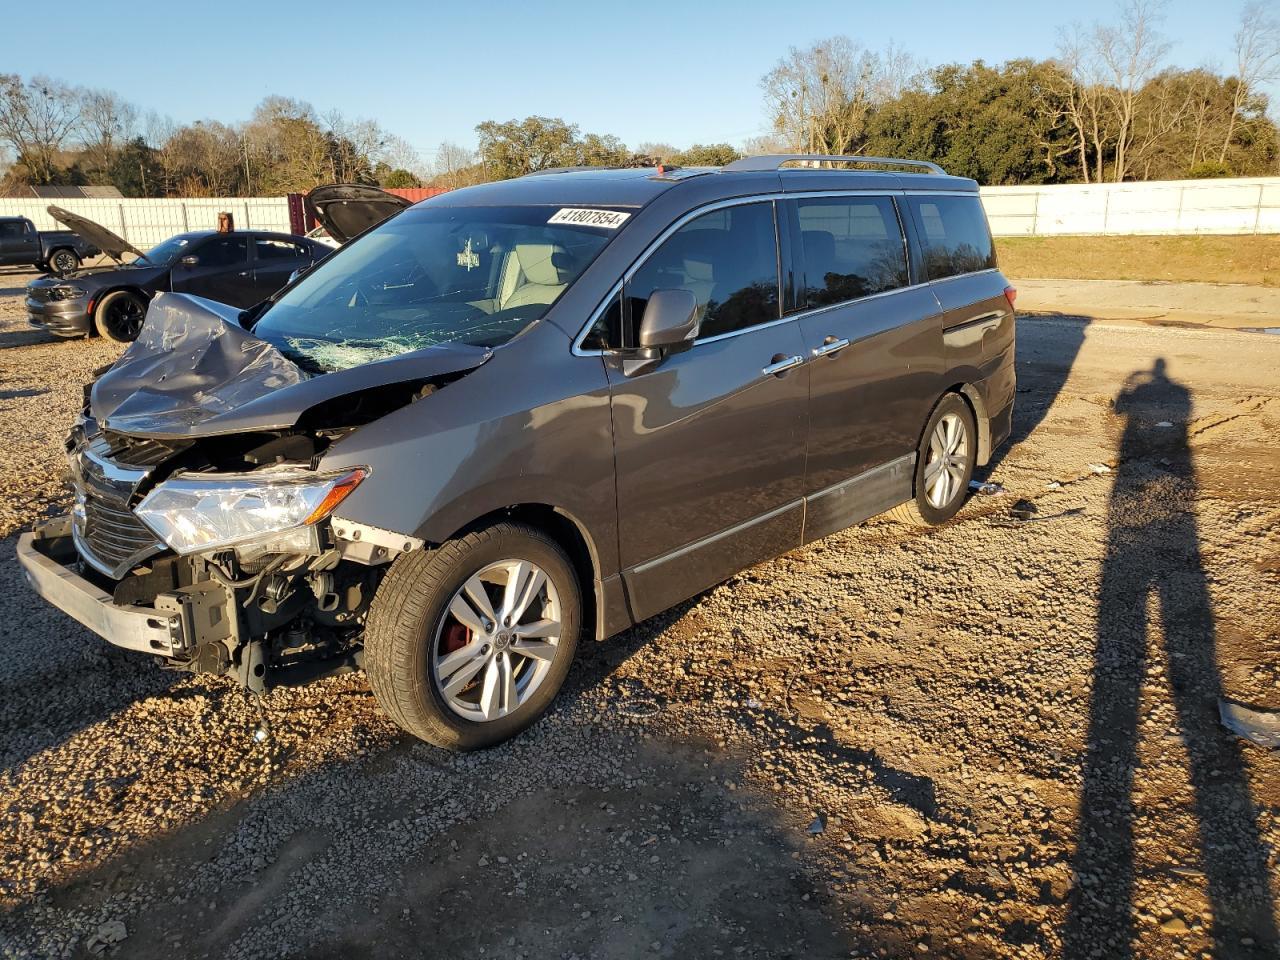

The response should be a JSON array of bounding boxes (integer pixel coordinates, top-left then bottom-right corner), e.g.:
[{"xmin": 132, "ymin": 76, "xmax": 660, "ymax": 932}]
[{"xmin": 570, "ymin": 188, "xmax": 988, "ymax": 357}]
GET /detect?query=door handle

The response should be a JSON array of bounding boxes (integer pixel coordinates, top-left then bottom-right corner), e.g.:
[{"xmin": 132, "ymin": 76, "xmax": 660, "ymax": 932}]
[
  {"xmin": 762, "ymin": 355, "xmax": 804, "ymax": 376},
  {"xmin": 238, "ymin": 271, "xmax": 250, "ymax": 277},
  {"xmin": 811, "ymin": 336, "xmax": 850, "ymax": 358}
]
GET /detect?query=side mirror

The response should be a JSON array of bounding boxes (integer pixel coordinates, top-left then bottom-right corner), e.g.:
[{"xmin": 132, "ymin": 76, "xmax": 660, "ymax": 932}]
[
  {"xmin": 288, "ymin": 263, "xmax": 311, "ymax": 285},
  {"xmin": 638, "ymin": 288, "xmax": 700, "ymax": 349},
  {"xmin": 179, "ymin": 254, "xmax": 199, "ymax": 267},
  {"xmin": 622, "ymin": 289, "xmax": 700, "ymax": 376}
]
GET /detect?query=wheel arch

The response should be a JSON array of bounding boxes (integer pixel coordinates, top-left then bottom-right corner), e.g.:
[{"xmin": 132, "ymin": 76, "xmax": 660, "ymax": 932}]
[
  {"xmin": 439, "ymin": 503, "xmax": 602, "ymax": 642},
  {"xmin": 950, "ymin": 382, "xmax": 992, "ymax": 465}
]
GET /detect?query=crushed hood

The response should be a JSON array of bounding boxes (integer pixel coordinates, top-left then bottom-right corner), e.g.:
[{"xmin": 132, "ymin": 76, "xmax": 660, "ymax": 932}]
[
  {"xmin": 307, "ymin": 184, "xmax": 412, "ymax": 244},
  {"xmin": 47, "ymin": 205, "xmax": 145, "ymax": 263},
  {"xmin": 91, "ymin": 293, "xmax": 492, "ymax": 439}
]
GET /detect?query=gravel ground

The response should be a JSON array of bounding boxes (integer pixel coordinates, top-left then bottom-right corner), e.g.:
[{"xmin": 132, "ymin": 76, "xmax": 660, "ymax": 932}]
[{"xmin": 1, "ymin": 267, "xmax": 1278, "ymax": 959}]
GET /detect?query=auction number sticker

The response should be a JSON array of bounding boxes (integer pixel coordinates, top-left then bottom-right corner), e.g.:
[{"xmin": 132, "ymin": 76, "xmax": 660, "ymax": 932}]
[{"xmin": 548, "ymin": 208, "xmax": 631, "ymax": 230}]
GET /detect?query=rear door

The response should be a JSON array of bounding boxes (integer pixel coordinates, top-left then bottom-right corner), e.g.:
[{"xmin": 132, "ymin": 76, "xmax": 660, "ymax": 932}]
[
  {"xmin": 250, "ymin": 235, "xmax": 315, "ymax": 301},
  {"xmin": 903, "ymin": 193, "xmax": 1015, "ymax": 445},
  {"xmin": 0, "ymin": 220, "xmax": 37, "ymax": 266},
  {"xmin": 602, "ymin": 201, "xmax": 810, "ymax": 621},
  {"xmin": 785, "ymin": 193, "xmax": 945, "ymax": 542},
  {"xmin": 170, "ymin": 234, "xmax": 252, "ymax": 305}
]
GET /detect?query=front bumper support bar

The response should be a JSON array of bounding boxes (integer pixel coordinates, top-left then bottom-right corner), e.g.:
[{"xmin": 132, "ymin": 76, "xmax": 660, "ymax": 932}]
[{"xmin": 16, "ymin": 517, "xmax": 185, "ymax": 657}]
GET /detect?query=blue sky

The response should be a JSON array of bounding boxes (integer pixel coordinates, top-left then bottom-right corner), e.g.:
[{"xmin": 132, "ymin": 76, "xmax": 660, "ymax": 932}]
[{"xmin": 6, "ymin": 0, "xmax": 1270, "ymax": 162}]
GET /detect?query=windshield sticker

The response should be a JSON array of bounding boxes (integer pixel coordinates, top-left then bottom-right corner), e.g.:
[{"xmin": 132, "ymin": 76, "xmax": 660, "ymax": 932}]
[
  {"xmin": 548, "ymin": 208, "xmax": 631, "ymax": 230},
  {"xmin": 457, "ymin": 237, "xmax": 481, "ymax": 271}
]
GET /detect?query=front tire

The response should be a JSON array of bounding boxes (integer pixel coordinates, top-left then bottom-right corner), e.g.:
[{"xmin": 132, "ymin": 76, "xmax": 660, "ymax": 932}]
[
  {"xmin": 888, "ymin": 392, "xmax": 977, "ymax": 526},
  {"xmin": 93, "ymin": 290, "xmax": 148, "ymax": 342},
  {"xmin": 364, "ymin": 522, "xmax": 581, "ymax": 750}
]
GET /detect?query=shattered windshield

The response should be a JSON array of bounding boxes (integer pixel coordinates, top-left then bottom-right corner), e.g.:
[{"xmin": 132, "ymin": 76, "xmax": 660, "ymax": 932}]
[{"xmin": 252, "ymin": 205, "xmax": 627, "ymax": 372}]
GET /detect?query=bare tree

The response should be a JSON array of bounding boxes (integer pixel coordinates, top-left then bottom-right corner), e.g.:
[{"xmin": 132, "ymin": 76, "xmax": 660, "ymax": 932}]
[
  {"xmin": 431, "ymin": 141, "xmax": 478, "ymax": 189},
  {"xmin": 1220, "ymin": 2, "xmax": 1280, "ymax": 162},
  {"xmin": 1055, "ymin": 28, "xmax": 1111, "ymax": 183},
  {"xmin": 0, "ymin": 74, "xmax": 82, "ymax": 183},
  {"xmin": 80, "ymin": 88, "xmax": 138, "ymax": 174},
  {"xmin": 377, "ymin": 133, "xmax": 423, "ymax": 175},
  {"xmin": 634, "ymin": 141, "xmax": 679, "ymax": 163},
  {"xmin": 740, "ymin": 132, "xmax": 790, "ymax": 156},
  {"xmin": 1093, "ymin": 0, "xmax": 1171, "ymax": 181},
  {"xmin": 761, "ymin": 36, "xmax": 895, "ymax": 155}
]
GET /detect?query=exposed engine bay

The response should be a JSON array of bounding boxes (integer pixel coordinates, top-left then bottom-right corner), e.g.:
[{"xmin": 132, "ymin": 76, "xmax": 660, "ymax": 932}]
[{"xmin": 39, "ymin": 291, "xmax": 491, "ymax": 693}]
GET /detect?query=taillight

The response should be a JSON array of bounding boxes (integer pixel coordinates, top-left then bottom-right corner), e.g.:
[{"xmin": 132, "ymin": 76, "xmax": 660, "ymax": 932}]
[{"xmin": 1003, "ymin": 286, "xmax": 1017, "ymax": 310}]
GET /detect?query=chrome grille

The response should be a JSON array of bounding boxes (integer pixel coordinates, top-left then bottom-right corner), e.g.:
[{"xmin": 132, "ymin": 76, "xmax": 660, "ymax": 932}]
[
  {"xmin": 69, "ymin": 433, "xmax": 165, "ymax": 578},
  {"xmin": 78, "ymin": 493, "xmax": 161, "ymax": 574}
]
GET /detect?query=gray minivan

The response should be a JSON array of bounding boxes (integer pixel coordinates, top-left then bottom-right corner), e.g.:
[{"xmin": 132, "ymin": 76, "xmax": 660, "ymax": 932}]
[{"xmin": 18, "ymin": 155, "xmax": 1015, "ymax": 750}]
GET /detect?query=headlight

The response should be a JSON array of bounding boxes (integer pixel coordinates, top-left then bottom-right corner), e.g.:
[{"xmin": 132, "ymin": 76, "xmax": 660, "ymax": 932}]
[
  {"xmin": 135, "ymin": 467, "xmax": 367, "ymax": 555},
  {"xmin": 49, "ymin": 285, "xmax": 86, "ymax": 301}
]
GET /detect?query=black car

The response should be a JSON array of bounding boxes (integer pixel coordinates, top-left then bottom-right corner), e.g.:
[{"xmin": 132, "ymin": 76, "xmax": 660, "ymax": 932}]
[
  {"xmin": 0, "ymin": 215, "xmax": 100, "ymax": 274},
  {"xmin": 25, "ymin": 207, "xmax": 328, "ymax": 341}
]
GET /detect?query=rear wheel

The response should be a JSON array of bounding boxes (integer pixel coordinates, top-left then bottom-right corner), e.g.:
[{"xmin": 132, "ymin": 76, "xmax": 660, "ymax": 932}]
[
  {"xmin": 363, "ymin": 522, "xmax": 581, "ymax": 750},
  {"xmin": 48, "ymin": 248, "xmax": 79, "ymax": 275},
  {"xmin": 888, "ymin": 392, "xmax": 977, "ymax": 526},
  {"xmin": 93, "ymin": 290, "xmax": 148, "ymax": 342}
]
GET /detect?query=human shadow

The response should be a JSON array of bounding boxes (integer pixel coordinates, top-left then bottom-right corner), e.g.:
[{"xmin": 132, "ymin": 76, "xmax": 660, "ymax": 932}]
[{"xmin": 1063, "ymin": 359, "xmax": 1278, "ymax": 958}]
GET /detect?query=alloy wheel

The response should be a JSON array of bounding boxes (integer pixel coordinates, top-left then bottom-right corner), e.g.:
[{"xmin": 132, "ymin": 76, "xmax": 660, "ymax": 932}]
[
  {"xmin": 431, "ymin": 559, "xmax": 562, "ymax": 721},
  {"xmin": 923, "ymin": 413, "xmax": 969, "ymax": 509},
  {"xmin": 105, "ymin": 297, "xmax": 145, "ymax": 340},
  {"xmin": 52, "ymin": 251, "xmax": 77, "ymax": 274}
]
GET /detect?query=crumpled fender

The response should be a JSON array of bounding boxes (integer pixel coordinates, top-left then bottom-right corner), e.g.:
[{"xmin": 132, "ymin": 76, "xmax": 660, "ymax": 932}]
[{"xmin": 91, "ymin": 292, "xmax": 491, "ymax": 439}]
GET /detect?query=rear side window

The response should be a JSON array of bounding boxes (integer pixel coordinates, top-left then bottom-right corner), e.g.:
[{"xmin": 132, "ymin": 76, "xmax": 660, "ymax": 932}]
[
  {"xmin": 197, "ymin": 235, "xmax": 249, "ymax": 268},
  {"xmin": 625, "ymin": 202, "xmax": 779, "ymax": 342},
  {"xmin": 254, "ymin": 238, "xmax": 307, "ymax": 260},
  {"xmin": 794, "ymin": 196, "xmax": 908, "ymax": 308},
  {"xmin": 907, "ymin": 195, "xmax": 996, "ymax": 280}
]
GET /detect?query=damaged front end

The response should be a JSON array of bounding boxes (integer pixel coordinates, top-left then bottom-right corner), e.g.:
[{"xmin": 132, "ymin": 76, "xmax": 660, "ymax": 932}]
[{"xmin": 18, "ymin": 293, "xmax": 488, "ymax": 692}]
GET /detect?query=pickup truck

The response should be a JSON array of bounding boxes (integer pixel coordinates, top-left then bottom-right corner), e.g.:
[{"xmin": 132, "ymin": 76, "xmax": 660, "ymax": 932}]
[{"xmin": 0, "ymin": 215, "xmax": 100, "ymax": 274}]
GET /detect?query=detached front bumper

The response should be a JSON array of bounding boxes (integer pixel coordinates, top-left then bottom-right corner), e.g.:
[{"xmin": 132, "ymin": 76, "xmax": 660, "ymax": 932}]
[
  {"xmin": 17, "ymin": 517, "xmax": 186, "ymax": 657},
  {"xmin": 26, "ymin": 297, "xmax": 91, "ymax": 337}
]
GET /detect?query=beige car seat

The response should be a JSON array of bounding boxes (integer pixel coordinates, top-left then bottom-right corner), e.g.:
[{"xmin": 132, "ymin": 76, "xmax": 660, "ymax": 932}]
[{"xmin": 498, "ymin": 244, "xmax": 570, "ymax": 310}]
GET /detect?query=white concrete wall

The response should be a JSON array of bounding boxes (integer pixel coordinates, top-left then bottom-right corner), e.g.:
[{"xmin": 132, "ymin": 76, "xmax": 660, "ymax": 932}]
[
  {"xmin": 980, "ymin": 177, "xmax": 1280, "ymax": 237},
  {"xmin": 5, "ymin": 177, "xmax": 1279, "ymax": 245},
  {"xmin": 0, "ymin": 197, "xmax": 292, "ymax": 249}
]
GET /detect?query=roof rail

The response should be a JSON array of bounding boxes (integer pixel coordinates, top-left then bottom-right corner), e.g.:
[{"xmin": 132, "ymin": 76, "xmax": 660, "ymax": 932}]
[
  {"xmin": 521, "ymin": 166, "xmax": 601, "ymax": 177},
  {"xmin": 722, "ymin": 154, "xmax": 946, "ymax": 176}
]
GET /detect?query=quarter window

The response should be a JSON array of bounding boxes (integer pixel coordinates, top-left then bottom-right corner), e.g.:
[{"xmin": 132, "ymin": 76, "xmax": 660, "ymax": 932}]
[
  {"xmin": 907, "ymin": 195, "xmax": 996, "ymax": 280},
  {"xmin": 795, "ymin": 197, "xmax": 908, "ymax": 308},
  {"xmin": 624, "ymin": 202, "xmax": 780, "ymax": 342}
]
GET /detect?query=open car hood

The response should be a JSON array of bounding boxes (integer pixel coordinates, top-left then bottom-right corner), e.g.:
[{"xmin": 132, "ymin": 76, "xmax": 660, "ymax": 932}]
[
  {"xmin": 47, "ymin": 205, "xmax": 145, "ymax": 263},
  {"xmin": 307, "ymin": 184, "xmax": 412, "ymax": 244},
  {"xmin": 90, "ymin": 293, "xmax": 492, "ymax": 439}
]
